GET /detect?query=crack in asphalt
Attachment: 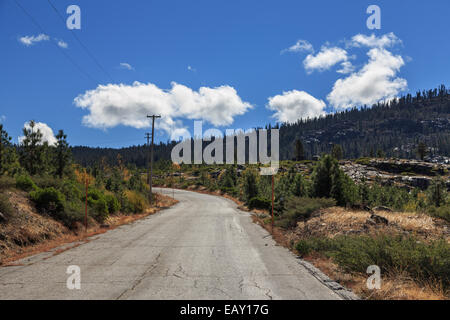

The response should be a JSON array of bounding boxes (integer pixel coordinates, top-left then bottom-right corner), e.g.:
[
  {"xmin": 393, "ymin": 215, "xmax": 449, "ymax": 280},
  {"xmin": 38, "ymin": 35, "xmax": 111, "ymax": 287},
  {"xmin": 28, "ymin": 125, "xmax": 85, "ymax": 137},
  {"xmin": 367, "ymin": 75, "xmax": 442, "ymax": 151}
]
[{"xmin": 115, "ymin": 252, "xmax": 162, "ymax": 300}]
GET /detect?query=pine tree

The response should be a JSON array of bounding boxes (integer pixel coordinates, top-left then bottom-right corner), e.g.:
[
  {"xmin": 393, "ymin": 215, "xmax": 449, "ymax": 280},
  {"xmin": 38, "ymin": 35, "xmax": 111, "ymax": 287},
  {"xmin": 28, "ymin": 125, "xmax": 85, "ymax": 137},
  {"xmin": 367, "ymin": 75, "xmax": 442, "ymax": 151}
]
[
  {"xmin": 417, "ymin": 142, "xmax": 427, "ymax": 160},
  {"xmin": 54, "ymin": 130, "xmax": 71, "ymax": 178},
  {"xmin": 311, "ymin": 154, "xmax": 336, "ymax": 198},
  {"xmin": 19, "ymin": 120, "xmax": 44, "ymax": 175},
  {"xmin": 331, "ymin": 144, "xmax": 343, "ymax": 160},
  {"xmin": 0, "ymin": 124, "xmax": 12, "ymax": 174},
  {"xmin": 294, "ymin": 140, "xmax": 304, "ymax": 161}
]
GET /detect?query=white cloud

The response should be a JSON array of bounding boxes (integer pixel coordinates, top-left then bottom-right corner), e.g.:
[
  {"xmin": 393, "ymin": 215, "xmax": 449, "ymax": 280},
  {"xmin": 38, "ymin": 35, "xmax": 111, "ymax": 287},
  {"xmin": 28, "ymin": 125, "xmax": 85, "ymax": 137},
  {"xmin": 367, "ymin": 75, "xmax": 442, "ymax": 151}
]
[
  {"xmin": 19, "ymin": 121, "xmax": 57, "ymax": 146},
  {"xmin": 281, "ymin": 40, "xmax": 314, "ymax": 54},
  {"xmin": 119, "ymin": 62, "xmax": 134, "ymax": 70},
  {"xmin": 327, "ymin": 48, "xmax": 407, "ymax": 110},
  {"xmin": 19, "ymin": 34, "xmax": 50, "ymax": 46},
  {"xmin": 267, "ymin": 90, "xmax": 326, "ymax": 123},
  {"xmin": 74, "ymin": 81, "xmax": 253, "ymax": 139},
  {"xmin": 303, "ymin": 47, "xmax": 348, "ymax": 73},
  {"xmin": 0, "ymin": 115, "xmax": 5, "ymax": 122},
  {"xmin": 337, "ymin": 61, "xmax": 355, "ymax": 74},
  {"xmin": 187, "ymin": 65, "xmax": 196, "ymax": 72},
  {"xmin": 351, "ymin": 32, "xmax": 401, "ymax": 48},
  {"xmin": 57, "ymin": 40, "xmax": 68, "ymax": 49}
]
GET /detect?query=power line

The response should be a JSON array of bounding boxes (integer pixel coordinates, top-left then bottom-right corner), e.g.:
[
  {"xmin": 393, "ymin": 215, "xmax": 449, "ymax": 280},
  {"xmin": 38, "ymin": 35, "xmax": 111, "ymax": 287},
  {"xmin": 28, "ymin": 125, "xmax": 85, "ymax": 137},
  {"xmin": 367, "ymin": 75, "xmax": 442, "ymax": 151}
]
[
  {"xmin": 46, "ymin": 0, "xmax": 115, "ymax": 82},
  {"xmin": 46, "ymin": 0, "xmax": 140, "ymax": 107},
  {"xmin": 12, "ymin": 0, "xmax": 98, "ymax": 84}
]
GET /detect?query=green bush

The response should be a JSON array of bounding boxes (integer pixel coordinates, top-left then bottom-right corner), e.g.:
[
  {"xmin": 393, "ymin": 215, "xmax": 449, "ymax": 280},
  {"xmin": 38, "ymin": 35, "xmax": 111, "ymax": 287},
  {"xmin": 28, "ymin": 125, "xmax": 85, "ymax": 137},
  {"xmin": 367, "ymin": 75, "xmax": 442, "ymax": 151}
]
[
  {"xmin": 105, "ymin": 194, "xmax": 120, "ymax": 214},
  {"xmin": 0, "ymin": 176, "xmax": 15, "ymax": 191},
  {"xmin": 427, "ymin": 205, "xmax": 450, "ymax": 222},
  {"xmin": 32, "ymin": 175, "xmax": 63, "ymax": 189},
  {"xmin": 123, "ymin": 190, "xmax": 147, "ymax": 214},
  {"xmin": 276, "ymin": 197, "xmax": 335, "ymax": 229},
  {"xmin": 59, "ymin": 201, "xmax": 84, "ymax": 227},
  {"xmin": 60, "ymin": 180, "xmax": 83, "ymax": 202},
  {"xmin": 243, "ymin": 169, "xmax": 258, "ymax": 204},
  {"xmin": 30, "ymin": 187, "xmax": 65, "ymax": 215},
  {"xmin": 248, "ymin": 197, "xmax": 271, "ymax": 210},
  {"xmin": 87, "ymin": 188, "xmax": 109, "ymax": 221},
  {"xmin": 15, "ymin": 174, "xmax": 36, "ymax": 192},
  {"xmin": 295, "ymin": 235, "xmax": 450, "ymax": 290}
]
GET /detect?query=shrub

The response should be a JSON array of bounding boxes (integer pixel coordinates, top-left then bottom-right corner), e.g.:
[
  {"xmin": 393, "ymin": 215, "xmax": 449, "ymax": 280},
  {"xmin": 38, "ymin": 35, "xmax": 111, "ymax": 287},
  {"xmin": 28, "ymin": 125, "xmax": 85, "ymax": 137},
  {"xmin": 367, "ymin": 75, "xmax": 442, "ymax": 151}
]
[
  {"xmin": 30, "ymin": 187, "xmax": 65, "ymax": 215},
  {"xmin": 220, "ymin": 186, "xmax": 238, "ymax": 197},
  {"xmin": 295, "ymin": 235, "xmax": 450, "ymax": 290},
  {"xmin": 248, "ymin": 197, "xmax": 271, "ymax": 210},
  {"xmin": 60, "ymin": 180, "xmax": 83, "ymax": 202},
  {"xmin": 105, "ymin": 194, "xmax": 120, "ymax": 214},
  {"xmin": 427, "ymin": 205, "xmax": 450, "ymax": 223},
  {"xmin": 427, "ymin": 179, "xmax": 447, "ymax": 207},
  {"xmin": 32, "ymin": 175, "xmax": 63, "ymax": 189},
  {"xmin": 59, "ymin": 201, "xmax": 84, "ymax": 227},
  {"xmin": 243, "ymin": 169, "xmax": 258, "ymax": 203},
  {"xmin": 276, "ymin": 197, "xmax": 335, "ymax": 229},
  {"xmin": 0, "ymin": 175, "xmax": 15, "ymax": 191},
  {"xmin": 87, "ymin": 188, "xmax": 109, "ymax": 221},
  {"xmin": 15, "ymin": 174, "xmax": 36, "ymax": 191},
  {"xmin": 124, "ymin": 190, "xmax": 147, "ymax": 214}
]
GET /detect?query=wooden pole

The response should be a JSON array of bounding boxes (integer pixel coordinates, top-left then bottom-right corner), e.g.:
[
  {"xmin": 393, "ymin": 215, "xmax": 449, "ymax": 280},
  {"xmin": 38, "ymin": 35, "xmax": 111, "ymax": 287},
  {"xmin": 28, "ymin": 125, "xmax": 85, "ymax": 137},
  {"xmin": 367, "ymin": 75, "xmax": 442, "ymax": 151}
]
[
  {"xmin": 84, "ymin": 170, "xmax": 88, "ymax": 232},
  {"xmin": 147, "ymin": 115, "xmax": 161, "ymax": 206},
  {"xmin": 271, "ymin": 175, "xmax": 274, "ymax": 234}
]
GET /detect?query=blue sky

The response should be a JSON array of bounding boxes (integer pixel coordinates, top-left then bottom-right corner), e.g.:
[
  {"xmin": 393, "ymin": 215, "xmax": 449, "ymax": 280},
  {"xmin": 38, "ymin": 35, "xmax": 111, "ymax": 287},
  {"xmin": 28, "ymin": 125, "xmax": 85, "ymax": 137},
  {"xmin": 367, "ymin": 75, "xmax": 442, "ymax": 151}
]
[{"xmin": 1, "ymin": 0, "xmax": 449, "ymax": 147}]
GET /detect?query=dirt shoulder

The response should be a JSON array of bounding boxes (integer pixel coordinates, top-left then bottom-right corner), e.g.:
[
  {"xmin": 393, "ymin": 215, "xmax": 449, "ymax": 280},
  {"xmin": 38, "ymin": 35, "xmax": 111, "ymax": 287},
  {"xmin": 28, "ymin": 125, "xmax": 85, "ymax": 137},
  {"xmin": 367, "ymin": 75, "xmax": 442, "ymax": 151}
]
[
  {"xmin": 0, "ymin": 191, "xmax": 177, "ymax": 266},
  {"xmin": 252, "ymin": 207, "xmax": 449, "ymax": 300}
]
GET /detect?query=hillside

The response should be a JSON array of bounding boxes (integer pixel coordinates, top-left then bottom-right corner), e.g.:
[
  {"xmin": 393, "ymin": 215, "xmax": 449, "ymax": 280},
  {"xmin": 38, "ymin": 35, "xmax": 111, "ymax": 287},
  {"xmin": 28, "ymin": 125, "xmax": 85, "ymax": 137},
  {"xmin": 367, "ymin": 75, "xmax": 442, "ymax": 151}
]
[{"xmin": 71, "ymin": 85, "xmax": 450, "ymax": 166}]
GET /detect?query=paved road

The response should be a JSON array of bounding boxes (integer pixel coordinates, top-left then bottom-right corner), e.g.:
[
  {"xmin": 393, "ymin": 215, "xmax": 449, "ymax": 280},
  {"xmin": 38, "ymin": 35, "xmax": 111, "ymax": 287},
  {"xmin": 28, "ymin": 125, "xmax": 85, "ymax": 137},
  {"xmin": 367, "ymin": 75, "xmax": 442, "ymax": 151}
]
[{"xmin": 0, "ymin": 188, "xmax": 342, "ymax": 300}]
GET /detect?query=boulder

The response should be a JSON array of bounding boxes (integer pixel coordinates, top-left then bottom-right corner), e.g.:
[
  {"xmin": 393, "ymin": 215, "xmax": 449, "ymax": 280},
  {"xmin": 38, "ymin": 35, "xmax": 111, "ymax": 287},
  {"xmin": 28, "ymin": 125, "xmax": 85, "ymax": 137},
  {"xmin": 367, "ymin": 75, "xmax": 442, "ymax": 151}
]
[
  {"xmin": 370, "ymin": 213, "xmax": 389, "ymax": 225},
  {"xmin": 373, "ymin": 206, "xmax": 393, "ymax": 212}
]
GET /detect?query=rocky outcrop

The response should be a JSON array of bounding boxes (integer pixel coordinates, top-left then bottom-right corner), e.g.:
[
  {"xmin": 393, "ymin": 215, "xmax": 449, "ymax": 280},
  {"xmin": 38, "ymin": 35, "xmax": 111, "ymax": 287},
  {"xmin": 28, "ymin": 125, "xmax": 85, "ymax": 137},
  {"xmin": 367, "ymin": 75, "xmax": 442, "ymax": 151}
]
[
  {"xmin": 340, "ymin": 159, "xmax": 450, "ymax": 191},
  {"xmin": 368, "ymin": 159, "xmax": 448, "ymax": 176}
]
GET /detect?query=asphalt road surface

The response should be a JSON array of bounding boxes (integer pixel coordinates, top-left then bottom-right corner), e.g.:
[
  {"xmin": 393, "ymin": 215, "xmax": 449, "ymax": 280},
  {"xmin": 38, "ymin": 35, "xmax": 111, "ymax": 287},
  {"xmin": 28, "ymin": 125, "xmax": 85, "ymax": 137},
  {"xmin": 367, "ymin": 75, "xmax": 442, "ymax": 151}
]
[{"xmin": 0, "ymin": 188, "xmax": 343, "ymax": 300}]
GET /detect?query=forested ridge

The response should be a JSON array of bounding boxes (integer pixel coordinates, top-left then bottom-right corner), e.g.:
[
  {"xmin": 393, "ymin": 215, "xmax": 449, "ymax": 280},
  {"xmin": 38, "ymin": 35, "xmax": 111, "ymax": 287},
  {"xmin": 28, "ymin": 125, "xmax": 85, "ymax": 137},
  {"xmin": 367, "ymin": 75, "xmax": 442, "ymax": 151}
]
[{"xmin": 71, "ymin": 85, "xmax": 450, "ymax": 166}]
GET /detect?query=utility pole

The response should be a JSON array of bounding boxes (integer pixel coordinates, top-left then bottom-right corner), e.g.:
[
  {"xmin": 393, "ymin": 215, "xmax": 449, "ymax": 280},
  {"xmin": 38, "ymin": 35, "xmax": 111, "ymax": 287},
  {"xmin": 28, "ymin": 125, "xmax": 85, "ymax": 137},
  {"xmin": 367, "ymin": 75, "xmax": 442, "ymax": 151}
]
[
  {"xmin": 147, "ymin": 115, "xmax": 161, "ymax": 206},
  {"xmin": 145, "ymin": 133, "xmax": 151, "ymax": 185},
  {"xmin": 84, "ymin": 169, "xmax": 89, "ymax": 232},
  {"xmin": 271, "ymin": 175, "xmax": 274, "ymax": 234}
]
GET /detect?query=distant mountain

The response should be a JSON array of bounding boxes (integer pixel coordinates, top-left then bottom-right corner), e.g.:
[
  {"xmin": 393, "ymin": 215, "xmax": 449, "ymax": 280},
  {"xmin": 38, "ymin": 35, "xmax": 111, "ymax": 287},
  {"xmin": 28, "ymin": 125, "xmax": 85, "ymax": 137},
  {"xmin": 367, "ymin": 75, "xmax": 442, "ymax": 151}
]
[
  {"xmin": 72, "ymin": 85, "xmax": 450, "ymax": 167},
  {"xmin": 279, "ymin": 85, "xmax": 450, "ymax": 160}
]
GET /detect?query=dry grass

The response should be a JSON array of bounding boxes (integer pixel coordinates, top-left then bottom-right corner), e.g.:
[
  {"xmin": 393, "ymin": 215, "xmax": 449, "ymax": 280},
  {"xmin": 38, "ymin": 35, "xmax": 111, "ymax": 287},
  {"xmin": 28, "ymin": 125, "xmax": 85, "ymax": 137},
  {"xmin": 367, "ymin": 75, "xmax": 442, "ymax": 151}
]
[
  {"xmin": 0, "ymin": 191, "xmax": 178, "ymax": 266},
  {"xmin": 303, "ymin": 255, "xmax": 447, "ymax": 300},
  {"xmin": 251, "ymin": 206, "xmax": 449, "ymax": 300},
  {"xmin": 291, "ymin": 207, "xmax": 450, "ymax": 243}
]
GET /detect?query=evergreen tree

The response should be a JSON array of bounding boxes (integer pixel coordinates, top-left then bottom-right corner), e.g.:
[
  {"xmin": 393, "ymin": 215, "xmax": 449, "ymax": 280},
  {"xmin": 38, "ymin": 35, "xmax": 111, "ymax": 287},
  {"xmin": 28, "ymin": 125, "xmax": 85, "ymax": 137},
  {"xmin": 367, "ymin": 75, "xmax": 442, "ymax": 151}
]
[
  {"xmin": 242, "ymin": 169, "xmax": 258, "ymax": 203},
  {"xmin": 331, "ymin": 144, "xmax": 343, "ymax": 160},
  {"xmin": 54, "ymin": 130, "xmax": 71, "ymax": 178},
  {"xmin": 0, "ymin": 124, "xmax": 12, "ymax": 174},
  {"xmin": 294, "ymin": 140, "xmax": 304, "ymax": 161},
  {"xmin": 19, "ymin": 121, "xmax": 45, "ymax": 175},
  {"xmin": 417, "ymin": 142, "xmax": 427, "ymax": 160},
  {"xmin": 427, "ymin": 179, "xmax": 446, "ymax": 207},
  {"xmin": 311, "ymin": 154, "xmax": 336, "ymax": 198}
]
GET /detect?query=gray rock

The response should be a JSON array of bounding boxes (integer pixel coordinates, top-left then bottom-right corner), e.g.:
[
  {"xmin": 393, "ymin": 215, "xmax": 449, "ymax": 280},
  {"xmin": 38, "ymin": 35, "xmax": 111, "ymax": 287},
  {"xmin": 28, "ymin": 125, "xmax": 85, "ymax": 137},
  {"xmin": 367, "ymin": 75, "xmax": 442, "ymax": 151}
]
[
  {"xmin": 370, "ymin": 213, "xmax": 389, "ymax": 225},
  {"xmin": 373, "ymin": 206, "xmax": 393, "ymax": 212}
]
